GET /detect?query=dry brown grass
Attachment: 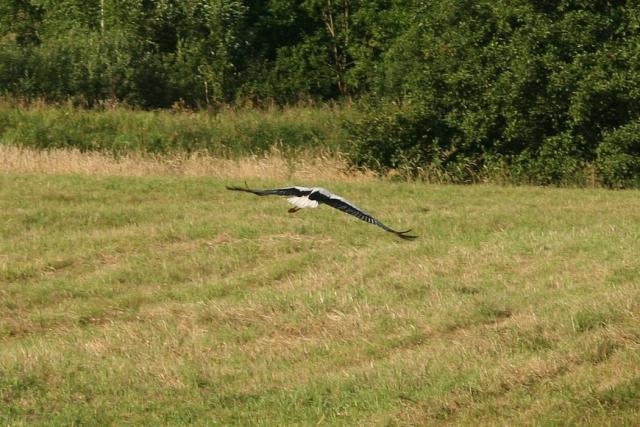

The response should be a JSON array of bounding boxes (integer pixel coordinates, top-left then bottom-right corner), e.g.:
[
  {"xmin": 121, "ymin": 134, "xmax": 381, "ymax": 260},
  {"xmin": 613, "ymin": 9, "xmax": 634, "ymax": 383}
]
[{"xmin": 0, "ymin": 144, "xmax": 374, "ymax": 181}]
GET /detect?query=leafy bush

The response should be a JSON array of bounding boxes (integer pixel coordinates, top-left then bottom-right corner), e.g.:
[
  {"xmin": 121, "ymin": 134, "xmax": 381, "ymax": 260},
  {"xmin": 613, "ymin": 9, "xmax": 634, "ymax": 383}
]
[
  {"xmin": 346, "ymin": 101, "xmax": 481, "ymax": 181},
  {"xmin": 347, "ymin": 1, "xmax": 640, "ymax": 186},
  {"xmin": 508, "ymin": 133, "xmax": 587, "ymax": 186},
  {"xmin": 596, "ymin": 121, "xmax": 640, "ymax": 189}
]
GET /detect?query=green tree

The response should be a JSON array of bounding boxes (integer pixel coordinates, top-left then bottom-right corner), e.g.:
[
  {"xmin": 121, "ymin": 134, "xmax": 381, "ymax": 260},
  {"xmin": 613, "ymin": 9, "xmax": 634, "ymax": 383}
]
[
  {"xmin": 0, "ymin": 0, "xmax": 44, "ymax": 45},
  {"xmin": 349, "ymin": 0, "xmax": 640, "ymax": 186}
]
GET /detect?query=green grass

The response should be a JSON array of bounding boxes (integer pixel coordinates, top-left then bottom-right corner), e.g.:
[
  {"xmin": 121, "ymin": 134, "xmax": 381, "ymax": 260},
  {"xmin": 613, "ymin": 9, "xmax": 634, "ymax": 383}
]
[
  {"xmin": 0, "ymin": 102, "xmax": 355, "ymax": 156},
  {"xmin": 1, "ymin": 174, "xmax": 640, "ymax": 425}
]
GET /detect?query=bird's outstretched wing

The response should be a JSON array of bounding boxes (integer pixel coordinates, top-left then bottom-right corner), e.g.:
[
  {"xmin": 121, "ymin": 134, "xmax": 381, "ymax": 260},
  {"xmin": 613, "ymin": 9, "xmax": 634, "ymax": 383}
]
[
  {"xmin": 226, "ymin": 185, "xmax": 313, "ymax": 197},
  {"xmin": 310, "ymin": 191, "xmax": 418, "ymax": 240}
]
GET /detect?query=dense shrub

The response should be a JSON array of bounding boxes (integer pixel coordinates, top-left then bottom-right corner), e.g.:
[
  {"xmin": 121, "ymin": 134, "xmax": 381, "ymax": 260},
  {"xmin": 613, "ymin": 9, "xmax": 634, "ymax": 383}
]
[
  {"xmin": 346, "ymin": 101, "xmax": 471, "ymax": 180},
  {"xmin": 347, "ymin": 1, "xmax": 640, "ymax": 186},
  {"xmin": 596, "ymin": 121, "xmax": 640, "ymax": 189},
  {"xmin": 0, "ymin": 0, "xmax": 247, "ymax": 107}
]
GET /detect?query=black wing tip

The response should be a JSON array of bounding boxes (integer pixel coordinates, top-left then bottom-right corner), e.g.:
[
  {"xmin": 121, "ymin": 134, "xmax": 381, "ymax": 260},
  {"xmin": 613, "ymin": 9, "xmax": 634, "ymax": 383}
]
[
  {"xmin": 227, "ymin": 181, "xmax": 251, "ymax": 191},
  {"xmin": 393, "ymin": 229, "xmax": 418, "ymax": 240},
  {"xmin": 226, "ymin": 184, "xmax": 256, "ymax": 193}
]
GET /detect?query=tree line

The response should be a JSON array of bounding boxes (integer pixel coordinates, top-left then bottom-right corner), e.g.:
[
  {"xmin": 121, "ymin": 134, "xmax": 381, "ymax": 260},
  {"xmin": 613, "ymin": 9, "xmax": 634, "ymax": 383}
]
[
  {"xmin": 1, "ymin": 0, "xmax": 639, "ymax": 186},
  {"xmin": 1, "ymin": 0, "xmax": 397, "ymax": 106}
]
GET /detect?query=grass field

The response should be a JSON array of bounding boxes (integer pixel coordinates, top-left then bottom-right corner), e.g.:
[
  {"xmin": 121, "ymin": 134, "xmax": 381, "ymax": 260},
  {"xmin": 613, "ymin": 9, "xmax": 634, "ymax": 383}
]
[{"xmin": 2, "ymin": 162, "xmax": 640, "ymax": 425}]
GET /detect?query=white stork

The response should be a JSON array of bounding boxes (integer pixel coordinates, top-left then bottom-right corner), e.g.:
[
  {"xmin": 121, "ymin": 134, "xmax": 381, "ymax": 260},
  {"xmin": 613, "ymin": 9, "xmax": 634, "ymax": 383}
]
[{"xmin": 226, "ymin": 185, "xmax": 417, "ymax": 240}]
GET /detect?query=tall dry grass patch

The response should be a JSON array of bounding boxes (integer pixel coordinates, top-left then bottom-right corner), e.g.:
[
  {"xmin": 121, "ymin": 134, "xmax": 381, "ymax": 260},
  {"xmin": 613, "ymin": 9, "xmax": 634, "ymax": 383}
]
[{"xmin": 0, "ymin": 145, "xmax": 374, "ymax": 181}]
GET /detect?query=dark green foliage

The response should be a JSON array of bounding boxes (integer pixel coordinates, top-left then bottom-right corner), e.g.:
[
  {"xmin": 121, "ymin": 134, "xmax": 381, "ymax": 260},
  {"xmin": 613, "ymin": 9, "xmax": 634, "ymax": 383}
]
[
  {"xmin": 596, "ymin": 121, "xmax": 640, "ymax": 188},
  {"xmin": 347, "ymin": 101, "xmax": 467, "ymax": 180},
  {"xmin": 0, "ymin": 0, "xmax": 405, "ymax": 106},
  {"xmin": 0, "ymin": 0, "xmax": 247, "ymax": 107},
  {"xmin": 507, "ymin": 133, "xmax": 588, "ymax": 186},
  {"xmin": 348, "ymin": 1, "xmax": 640, "ymax": 186}
]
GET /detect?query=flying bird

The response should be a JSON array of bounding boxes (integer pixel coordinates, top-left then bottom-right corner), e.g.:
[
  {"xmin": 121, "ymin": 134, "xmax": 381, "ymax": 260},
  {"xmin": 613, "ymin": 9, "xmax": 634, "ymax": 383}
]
[{"xmin": 226, "ymin": 185, "xmax": 417, "ymax": 240}]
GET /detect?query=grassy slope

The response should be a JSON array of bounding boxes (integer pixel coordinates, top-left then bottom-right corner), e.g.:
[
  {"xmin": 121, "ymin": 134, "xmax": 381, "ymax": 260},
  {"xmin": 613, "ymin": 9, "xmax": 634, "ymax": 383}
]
[{"xmin": 1, "ymin": 174, "xmax": 640, "ymax": 425}]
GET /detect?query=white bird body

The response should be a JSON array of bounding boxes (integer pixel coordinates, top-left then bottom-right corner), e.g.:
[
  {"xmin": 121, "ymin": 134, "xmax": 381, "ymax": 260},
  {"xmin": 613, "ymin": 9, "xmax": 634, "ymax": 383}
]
[
  {"xmin": 287, "ymin": 195, "xmax": 319, "ymax": 209},
  {"xmin": 226, "ymin": 185, "xmax": 417, "ymax": 240}
]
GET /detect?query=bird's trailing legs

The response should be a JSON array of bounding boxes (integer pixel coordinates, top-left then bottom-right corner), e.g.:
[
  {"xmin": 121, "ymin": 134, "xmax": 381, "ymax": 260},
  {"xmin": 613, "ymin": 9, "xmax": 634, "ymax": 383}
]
[{"xmin": 288, "ymin": 207, "xmax": 300, "ymax": 214}]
